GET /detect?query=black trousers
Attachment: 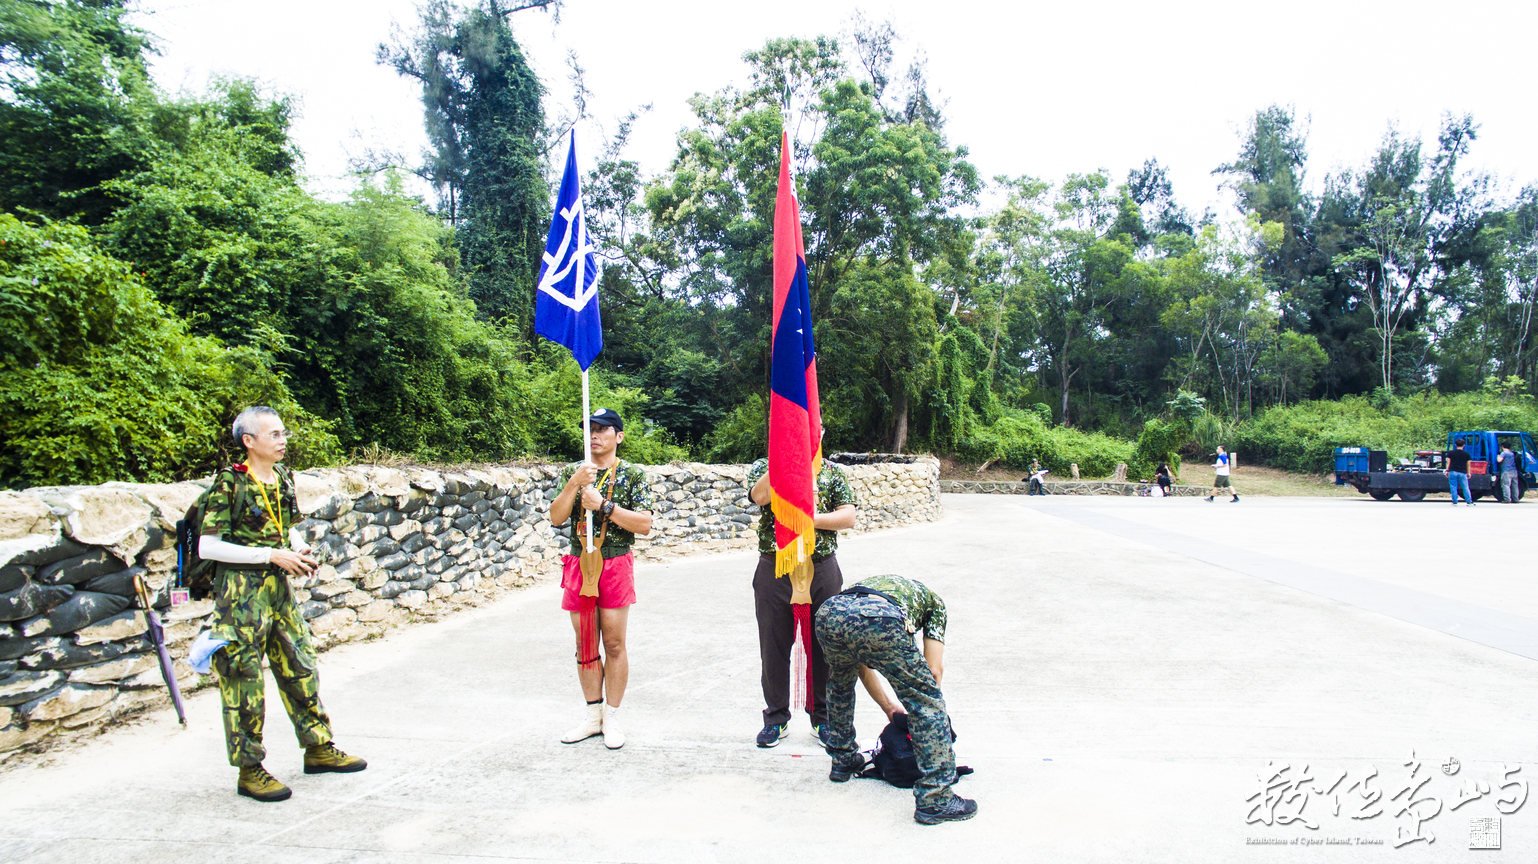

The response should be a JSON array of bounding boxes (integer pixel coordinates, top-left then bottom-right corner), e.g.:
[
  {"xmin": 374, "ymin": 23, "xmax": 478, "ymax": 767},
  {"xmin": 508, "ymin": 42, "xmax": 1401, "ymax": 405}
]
[{"xmin": 753, "ymin": 552, "xmax": 843, "ymax": 726}]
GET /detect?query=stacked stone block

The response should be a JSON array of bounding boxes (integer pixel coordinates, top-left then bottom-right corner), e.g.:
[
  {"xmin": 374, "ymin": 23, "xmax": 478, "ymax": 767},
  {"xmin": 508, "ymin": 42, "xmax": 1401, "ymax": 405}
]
[
  {"xmin": 0, "ymin": 456, "xmax": 940, "ymax": 757},
  {"xmin": 940, "ymin": 478, "xmax": 1203, "ymax": 496}
]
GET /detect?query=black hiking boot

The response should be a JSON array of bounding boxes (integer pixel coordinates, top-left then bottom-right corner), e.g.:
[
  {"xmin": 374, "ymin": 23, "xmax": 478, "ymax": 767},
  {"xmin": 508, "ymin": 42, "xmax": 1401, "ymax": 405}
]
[
  {"xmin": 830, "ymin": 752, "xmax": 866, "ymax": 783},
  {"xmin": 915, "ymin": 795, "xmax": 978, "ymax": 825}
]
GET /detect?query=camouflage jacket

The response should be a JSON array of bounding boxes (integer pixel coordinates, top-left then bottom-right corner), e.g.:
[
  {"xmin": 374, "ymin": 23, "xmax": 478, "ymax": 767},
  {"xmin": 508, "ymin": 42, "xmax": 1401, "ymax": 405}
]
[
  {"xmin": 202, "ymin": 463, "xmax": 299, "ymax": 552},
  {"xmin": 557, "ymin": 459, "xmax": 654, "ymax": 559},
  {"xmin": 746, "ymin": 458, "xmax": 857, "ymax": 559},
  {"xmin": 856, "ymin": 574, "xmax": 947, "ymax": 642}
]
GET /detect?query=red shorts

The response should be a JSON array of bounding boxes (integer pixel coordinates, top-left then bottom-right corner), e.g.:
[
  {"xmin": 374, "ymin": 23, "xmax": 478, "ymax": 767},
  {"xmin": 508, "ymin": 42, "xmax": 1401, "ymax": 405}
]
[{"xmin": 560, "ymin": 552, "xmax": 637, "ymax": 611}]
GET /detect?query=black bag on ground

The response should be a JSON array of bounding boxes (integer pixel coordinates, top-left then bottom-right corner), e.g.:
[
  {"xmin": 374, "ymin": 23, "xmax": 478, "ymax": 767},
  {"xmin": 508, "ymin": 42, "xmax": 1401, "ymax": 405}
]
[{"xmin": 859, "ymin": 712, "xmax": 973, "ymax": 787}]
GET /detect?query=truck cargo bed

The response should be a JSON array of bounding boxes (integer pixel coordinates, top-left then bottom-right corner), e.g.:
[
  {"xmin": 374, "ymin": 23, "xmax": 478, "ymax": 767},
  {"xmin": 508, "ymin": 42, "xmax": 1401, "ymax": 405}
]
[{"xmin": 1345, "ymin": 471, "xmax": 1495, "ymax": 493}]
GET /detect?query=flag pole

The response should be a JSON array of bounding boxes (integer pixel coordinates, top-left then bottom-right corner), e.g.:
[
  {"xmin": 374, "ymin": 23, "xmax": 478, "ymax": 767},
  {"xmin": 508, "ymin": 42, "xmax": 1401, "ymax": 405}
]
[{"xmin": 582, "ymin": 369, "xmax": 594, "ymax": 553}]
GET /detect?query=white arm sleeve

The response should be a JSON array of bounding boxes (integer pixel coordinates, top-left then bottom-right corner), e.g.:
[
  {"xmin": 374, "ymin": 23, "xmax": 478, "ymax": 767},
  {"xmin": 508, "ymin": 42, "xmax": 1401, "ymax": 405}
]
[{"xmin": 199, "ymin": 534, "xmax": 272, "ymax": 566}]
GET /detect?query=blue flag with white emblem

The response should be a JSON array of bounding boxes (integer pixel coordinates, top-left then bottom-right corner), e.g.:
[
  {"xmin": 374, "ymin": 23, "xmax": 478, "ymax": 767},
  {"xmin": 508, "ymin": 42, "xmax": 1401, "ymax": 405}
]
[{"xmin": 534, "ymin": 131, "xmax": 602, "ymax": 370}]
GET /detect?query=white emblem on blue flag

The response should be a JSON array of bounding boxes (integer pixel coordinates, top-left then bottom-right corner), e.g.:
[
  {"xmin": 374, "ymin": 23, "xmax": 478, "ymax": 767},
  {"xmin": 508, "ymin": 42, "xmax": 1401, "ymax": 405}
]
[{"xmin": 535, "ymin": 131, "xmax": 603, "ymax": 370}]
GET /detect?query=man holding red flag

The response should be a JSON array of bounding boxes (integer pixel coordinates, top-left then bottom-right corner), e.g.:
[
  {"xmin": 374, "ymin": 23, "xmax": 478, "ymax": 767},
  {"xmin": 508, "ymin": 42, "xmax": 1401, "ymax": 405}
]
[
  {"xmin": 747, "ymin": 451, "xmax": 856, "ymax": 746},
  {"xmin": 747, "ymin": 129, "xmax": 859, "ymax": 748}
]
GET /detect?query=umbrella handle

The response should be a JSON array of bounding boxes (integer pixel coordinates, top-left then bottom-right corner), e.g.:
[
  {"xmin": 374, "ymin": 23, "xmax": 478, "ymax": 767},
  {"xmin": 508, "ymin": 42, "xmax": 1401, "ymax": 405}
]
[{"xmin": 133, "ymin": 571, "xmax": 152, "ymax": 610}]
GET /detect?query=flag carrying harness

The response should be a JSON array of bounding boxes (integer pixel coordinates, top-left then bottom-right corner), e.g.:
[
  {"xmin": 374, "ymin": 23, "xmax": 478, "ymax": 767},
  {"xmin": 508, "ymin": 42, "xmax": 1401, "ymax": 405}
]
[{"xmin": 573, "ymin": 466, "xmax": 616, "ymax": 668}]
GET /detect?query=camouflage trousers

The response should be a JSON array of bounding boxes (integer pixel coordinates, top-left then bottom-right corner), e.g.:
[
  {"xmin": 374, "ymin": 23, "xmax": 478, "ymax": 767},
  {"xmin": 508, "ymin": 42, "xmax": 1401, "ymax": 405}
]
[
  {"xmin": 210, "ymin": 566, "xmax": 333, "ymax": 767},
  {"xmin": 814, "ymin": 592, "xmax": 957, "ymax": 810}
]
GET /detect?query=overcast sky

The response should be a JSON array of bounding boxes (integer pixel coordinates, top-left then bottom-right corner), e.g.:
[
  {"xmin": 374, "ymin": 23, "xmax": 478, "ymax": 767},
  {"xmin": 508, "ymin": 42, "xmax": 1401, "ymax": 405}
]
[{"xmin": 131, "ymin": 0, "xmax": 1538, "ymax": 217}]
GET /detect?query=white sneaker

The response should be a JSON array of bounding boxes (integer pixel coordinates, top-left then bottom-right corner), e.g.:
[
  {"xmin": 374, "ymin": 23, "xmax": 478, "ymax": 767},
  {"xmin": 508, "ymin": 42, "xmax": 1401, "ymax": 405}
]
[
  {"xmin": 561, "ymin": 702, "xmax": 604, "ymax": 744},
  {"xmin": 603, "ymin": 704, "xmax": 625, "ymax": 750}
]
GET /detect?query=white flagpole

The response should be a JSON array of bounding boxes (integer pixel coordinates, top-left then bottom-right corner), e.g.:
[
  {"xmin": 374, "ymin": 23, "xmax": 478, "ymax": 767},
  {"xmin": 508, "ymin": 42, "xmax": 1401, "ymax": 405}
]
[{"xmin": 582, "ymin": 369, "xmax": 595, "ymax": 553}]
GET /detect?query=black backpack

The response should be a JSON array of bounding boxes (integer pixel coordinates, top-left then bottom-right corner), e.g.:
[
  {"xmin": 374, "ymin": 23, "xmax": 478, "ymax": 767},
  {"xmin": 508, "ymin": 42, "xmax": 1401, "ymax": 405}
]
[
  {"xmin": 175, "ymin": 465, "xmax": 293, "ymax": 602},
  {"xmin": 859, "ymin": 712, "xmax": 973, "ymax": 787}
]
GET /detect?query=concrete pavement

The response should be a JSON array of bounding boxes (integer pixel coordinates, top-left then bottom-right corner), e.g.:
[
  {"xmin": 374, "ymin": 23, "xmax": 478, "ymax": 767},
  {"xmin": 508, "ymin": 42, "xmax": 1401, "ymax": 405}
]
[{"xmin": 1, "ymin": 493, "xmax": 1535, "ymax": 863}]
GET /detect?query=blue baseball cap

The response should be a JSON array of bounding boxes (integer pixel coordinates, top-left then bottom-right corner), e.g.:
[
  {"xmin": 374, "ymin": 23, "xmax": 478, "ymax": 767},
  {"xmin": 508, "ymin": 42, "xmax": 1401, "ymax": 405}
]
[{"xmin": 581, "ymin": 408, "xmax": 623, "ymax": 431}]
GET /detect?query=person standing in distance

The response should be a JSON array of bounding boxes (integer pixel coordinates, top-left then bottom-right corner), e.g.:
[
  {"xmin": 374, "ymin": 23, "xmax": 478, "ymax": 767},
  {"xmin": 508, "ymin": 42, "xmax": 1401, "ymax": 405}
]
[
  {"xmin": 200, "ymin": 406, "xmax": 366, "ymax": 803},
  {"xmin": 550, "ymin": 409, "xmax": 654, "ymax": 749},
  {"xmin": 1205, "ymin": 446, "xmax": 1239, "ymax": 503},
  {"xmin": 1446, "ymin": 438, "xmax": 1475, "ymax": 506},
  {"xmin": 746, "ymin": 452, "xmax": 857, "ymax": 747},
  {"xmin": 1497, "ymin": 441, "xmax": 1521, "ymax": 503},
  {"xmin": 816, "ymin": 574, "xmax": 976, "ymax": 825}
]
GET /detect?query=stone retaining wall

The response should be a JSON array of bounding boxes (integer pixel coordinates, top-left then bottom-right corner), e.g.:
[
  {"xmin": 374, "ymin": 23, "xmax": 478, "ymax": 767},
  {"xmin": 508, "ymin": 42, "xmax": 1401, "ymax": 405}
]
[
  {"xmin": 0, "ymin": 456, "xmax": 939, "ymax": 757},
  {"xmin": 941, "ymin": 478, "xmax": 1205, "ymax": 496}
]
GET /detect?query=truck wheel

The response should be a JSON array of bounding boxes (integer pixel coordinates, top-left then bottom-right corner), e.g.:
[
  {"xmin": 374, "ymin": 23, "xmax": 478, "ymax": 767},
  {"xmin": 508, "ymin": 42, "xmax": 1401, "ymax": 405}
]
[
  {"xmin": 1398, "ymin": 490, "xmax": 1427, "ymax": 503},
  {"xmin": 1368, "ymin": 490, "xmax": 1396, "ymax": 501},
  {"xmin": 1473, "ymin": 491, "xmax": 1489, "ymax": 501}
]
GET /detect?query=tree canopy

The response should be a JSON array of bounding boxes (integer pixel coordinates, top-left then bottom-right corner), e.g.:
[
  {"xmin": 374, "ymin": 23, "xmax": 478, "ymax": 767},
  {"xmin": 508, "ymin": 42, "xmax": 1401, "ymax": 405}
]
[{"xmin": 2, "ymin": 3, "xmax": 1534, "ymax": 487}]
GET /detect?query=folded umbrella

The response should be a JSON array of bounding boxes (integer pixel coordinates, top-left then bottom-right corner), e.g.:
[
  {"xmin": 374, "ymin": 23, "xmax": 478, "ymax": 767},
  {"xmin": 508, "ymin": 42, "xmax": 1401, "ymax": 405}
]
[{"xmin": 133, "ymin": 573, "xmax": 187, "ymax": 727}]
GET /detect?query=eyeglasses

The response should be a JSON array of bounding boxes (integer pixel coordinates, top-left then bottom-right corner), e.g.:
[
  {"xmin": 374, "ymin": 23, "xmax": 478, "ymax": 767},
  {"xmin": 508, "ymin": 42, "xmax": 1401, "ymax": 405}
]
[{"xmin": 257, "ymin": 430, "xmax": 292, "ymax": 441}]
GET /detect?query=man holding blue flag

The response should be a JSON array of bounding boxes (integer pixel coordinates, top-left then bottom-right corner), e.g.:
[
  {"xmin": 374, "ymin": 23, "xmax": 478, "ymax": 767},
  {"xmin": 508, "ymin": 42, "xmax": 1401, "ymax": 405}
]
[{"xmin": 536, "ymin": 132, "xmax": 653, "ymax": 750}]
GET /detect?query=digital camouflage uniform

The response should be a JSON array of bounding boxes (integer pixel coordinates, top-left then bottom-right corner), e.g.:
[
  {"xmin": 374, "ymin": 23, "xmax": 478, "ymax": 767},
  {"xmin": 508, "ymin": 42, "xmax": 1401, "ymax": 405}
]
[
  {"xmin": 203, "ymin": 465, "xmax": 332, "ymax": 768},
  {"xmin": 556, "ymin": 459, "xmax": 654, "ymax": 558},
  {"xmin": 815, "ymin": 574, "xmax": 957, "ymax": 810},
  {"xmin": 745, "ymin": 458, "xmax": 858, "ymax": 727}
]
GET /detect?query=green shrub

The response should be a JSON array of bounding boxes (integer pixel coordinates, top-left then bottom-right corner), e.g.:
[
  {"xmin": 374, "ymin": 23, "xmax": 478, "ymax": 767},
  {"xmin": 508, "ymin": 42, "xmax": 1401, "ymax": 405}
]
[
  {"xmin": 526, "ymin": 354, "xmax": 687, "ymax": 466},
  {"xmin": 957, "ymin": 409, "xmax": 1135, "ymax": 477},
  {"xmin": 701, "ymin": 393, "xmax": 768, "ymax": 464},
  {"xmin": 1232, "ymin": 392, "xmax": 1538, "ymax": 474},
  {"xmin": 106, "ymin": 153, "xmax": 543, "ymax": 463},
  {"xmin": 1130, "ymin": 418, "xmax": 1185, "ymax": 480},
  {"xmin": 0, "ymin": 215, "xmax": 339, "ymax": 487}
]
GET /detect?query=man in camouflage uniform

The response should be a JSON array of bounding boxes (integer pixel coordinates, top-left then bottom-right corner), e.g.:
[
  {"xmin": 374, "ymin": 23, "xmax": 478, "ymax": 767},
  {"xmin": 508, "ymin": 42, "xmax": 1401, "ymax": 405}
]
[
  {"xmin": 745, "ymin": 455, "xmax": 857, "ymax": 747},
  {"xmin": 815, "ymin": 574, "xmax": 977, "ymax": 825},
  {"xmin": 550, "ymin": 408, "xmax": 654, "ymax": 749},
  {"xmin": 201, "ymin": 406, "xmax": 365, "ymax": 802}
]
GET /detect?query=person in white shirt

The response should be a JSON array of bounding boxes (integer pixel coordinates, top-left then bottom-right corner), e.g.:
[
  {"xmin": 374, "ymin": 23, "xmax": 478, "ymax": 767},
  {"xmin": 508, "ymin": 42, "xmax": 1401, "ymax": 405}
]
[{"xmin": 1205, "ymin": 446, "xmax": 1239, "ymax": 503}]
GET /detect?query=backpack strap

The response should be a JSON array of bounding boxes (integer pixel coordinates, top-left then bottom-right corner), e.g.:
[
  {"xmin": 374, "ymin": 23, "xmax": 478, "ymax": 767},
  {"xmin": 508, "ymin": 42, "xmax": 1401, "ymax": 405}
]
[
  {"xmin": 274, "ymin": 463, "xmax": 298, "ymax": 525},
  {"xmin": 225, "ymin": 467, "xmax": 252, "ymax": 534}
]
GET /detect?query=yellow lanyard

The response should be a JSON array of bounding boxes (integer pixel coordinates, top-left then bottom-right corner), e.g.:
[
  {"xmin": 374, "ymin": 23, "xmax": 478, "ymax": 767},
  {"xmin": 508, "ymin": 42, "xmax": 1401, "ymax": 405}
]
[{"xmin": 246, "ymin": 466, "xmax": 285, "ymax": 544}]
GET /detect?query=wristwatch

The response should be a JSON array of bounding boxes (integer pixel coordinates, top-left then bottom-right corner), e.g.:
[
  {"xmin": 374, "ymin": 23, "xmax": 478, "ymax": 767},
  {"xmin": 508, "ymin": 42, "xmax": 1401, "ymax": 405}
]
[{"xmin": 600, "ymin": 500, "xmax": 616, "ymax": 517}]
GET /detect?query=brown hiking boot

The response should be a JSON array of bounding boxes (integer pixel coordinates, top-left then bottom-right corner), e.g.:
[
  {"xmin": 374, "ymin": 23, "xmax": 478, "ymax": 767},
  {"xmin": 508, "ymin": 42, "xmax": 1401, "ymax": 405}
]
[
  {"xmin": 237, "ymin": 764, "xmax": 292, "ymax": 802},
  {"xmin": 304, "ymin": 742, "xmax": 368, "ymax": 774}
]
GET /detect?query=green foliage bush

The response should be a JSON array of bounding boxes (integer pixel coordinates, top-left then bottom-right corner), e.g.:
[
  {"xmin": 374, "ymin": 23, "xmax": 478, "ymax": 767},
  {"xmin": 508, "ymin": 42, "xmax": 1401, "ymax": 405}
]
[
  {"xmin": 526, "ymin": 352, "xmax": 687, "ymax": 466},
  {"xmin": 1130, "ymin": 418, "xmax": 1184, "ymax": 480},
  {"xmin": 956, "ymin": 409, "xmax": 1135, "ymax": 477},
  {"xmin": 0, "ymin": 215, "xmax": 339, "ymax": 487},
  {"xmin": 701, "ymin": 393, "xmax": 768, "ymax": 465},
  {"xmin": 104, "ymin": 120, "xmax": 545, "ymax": 462},
  {"xmin": 1233, "ymin": 392, "xmax": 1538, "ymax": 474}
]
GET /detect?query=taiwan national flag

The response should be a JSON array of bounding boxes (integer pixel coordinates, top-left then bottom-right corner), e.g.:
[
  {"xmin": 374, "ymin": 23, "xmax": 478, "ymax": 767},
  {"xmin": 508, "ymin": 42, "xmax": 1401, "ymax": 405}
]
[
  {"xmin": 534, "ymin": 130, "xmax": 602, "ymax": 370},
  {"xmin": 768, "ymin": 130, "xmax": 822, "ymax": 584}
]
